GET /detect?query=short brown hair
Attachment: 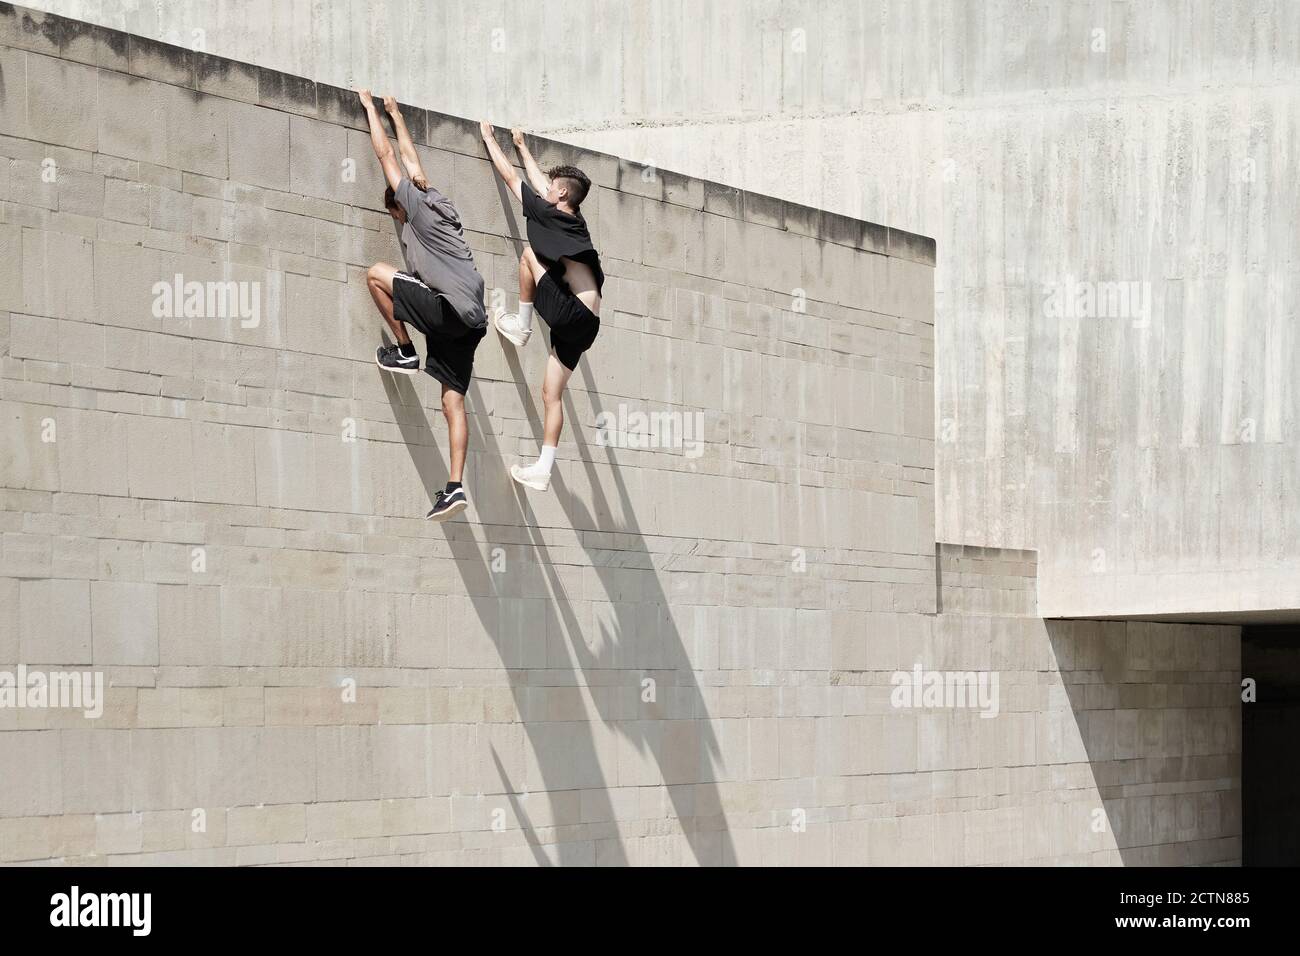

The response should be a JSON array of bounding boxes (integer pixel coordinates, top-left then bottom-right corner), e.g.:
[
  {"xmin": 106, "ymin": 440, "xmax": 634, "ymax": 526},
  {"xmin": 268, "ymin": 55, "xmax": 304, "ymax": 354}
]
[{"xmin": 547, "ymin": 164, "xmax": 591, "ymax": 208}]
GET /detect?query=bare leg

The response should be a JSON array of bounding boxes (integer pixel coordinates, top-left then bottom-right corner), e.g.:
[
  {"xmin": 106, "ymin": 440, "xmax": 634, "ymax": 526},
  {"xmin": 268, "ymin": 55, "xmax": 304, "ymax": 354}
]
[
  {"xmin": 519, "ymin": 248, "xmax": 538, "ymax": 304},
  {"xmin": 509, "ymin": 349, "xmax": 571, "ymax": 492},
  {"xmin": 542, "ymin": 352, "xmax": 572, "ymax": 448},
  {"xmin": 366, "ymin": 262, "xmax": 411, "ymax": 346},
  {"xmin": 520, "ymin": 247, "xmax": 544, "ymax": 300},
  {"xmin": 442, "ymin": 385, "xmax": 468, "ymax": 484}
]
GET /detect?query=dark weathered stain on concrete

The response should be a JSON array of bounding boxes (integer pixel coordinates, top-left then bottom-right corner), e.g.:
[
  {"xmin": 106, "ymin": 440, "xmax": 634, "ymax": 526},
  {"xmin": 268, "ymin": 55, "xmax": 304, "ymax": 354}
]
[{"xmin": 257, "ymin": 65, "xmax": 317, "ymax": 115}]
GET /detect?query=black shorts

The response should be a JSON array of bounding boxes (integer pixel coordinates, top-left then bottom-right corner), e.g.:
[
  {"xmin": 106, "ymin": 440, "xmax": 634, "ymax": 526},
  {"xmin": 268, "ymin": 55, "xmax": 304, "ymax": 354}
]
[
  {"xmin": 392, "ymin": 272, "xmax": 486, "ymax": 394},
  {"xmin": 536, "ymin": 271, "xmax": 600, "ymax": 371}
]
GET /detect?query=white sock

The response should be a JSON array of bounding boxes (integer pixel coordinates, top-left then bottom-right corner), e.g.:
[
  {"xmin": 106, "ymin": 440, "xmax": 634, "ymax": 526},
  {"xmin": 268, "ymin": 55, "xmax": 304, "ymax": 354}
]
[
  {"xmin": 535, "ymin": 444, "xmax": 557, "ymax": 474},
  {"xmin": 518, "ymin": 301, "xmax": 534, "ymax": 331}
]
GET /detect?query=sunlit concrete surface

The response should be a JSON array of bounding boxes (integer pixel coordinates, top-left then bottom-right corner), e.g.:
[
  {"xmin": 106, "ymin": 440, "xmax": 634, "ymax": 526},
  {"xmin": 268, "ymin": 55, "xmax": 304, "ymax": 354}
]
[{"xmin": 0, "ymin": 3, "xmax": 1243, "ymax": 865}]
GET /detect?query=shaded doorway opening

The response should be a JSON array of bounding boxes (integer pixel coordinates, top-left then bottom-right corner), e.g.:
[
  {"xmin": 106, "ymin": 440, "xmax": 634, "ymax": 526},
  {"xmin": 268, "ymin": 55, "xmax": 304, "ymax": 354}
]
[{"xmin": 1243, "ymin": 625, "xmax": 1300, "ymax": 865}]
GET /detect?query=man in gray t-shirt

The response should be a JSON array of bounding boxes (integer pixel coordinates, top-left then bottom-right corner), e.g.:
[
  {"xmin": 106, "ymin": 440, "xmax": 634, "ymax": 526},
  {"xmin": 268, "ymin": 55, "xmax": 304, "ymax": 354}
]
[
  {"xmin": 390, "ymin": 175, "xmax": 486, "ymax": 334},
  {"xmin": 359, "ymin": 90, "xmax": 486, "ymax": 522}
]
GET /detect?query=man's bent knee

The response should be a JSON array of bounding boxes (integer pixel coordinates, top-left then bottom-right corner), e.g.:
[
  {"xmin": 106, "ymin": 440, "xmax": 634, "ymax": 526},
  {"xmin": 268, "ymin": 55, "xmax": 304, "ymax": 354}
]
[
  {"xmin": 520, "ymin": 248, "xmax": 546, "ymax": 284},
  {"xmin": 367, "ymin": 262, "xmax": 395, "ymax": 291}
]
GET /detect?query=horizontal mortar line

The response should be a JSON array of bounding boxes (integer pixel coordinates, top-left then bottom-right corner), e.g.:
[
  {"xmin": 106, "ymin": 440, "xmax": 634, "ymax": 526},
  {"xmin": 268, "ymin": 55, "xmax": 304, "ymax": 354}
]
[
  {"xmin": 1, "ymin": 229, "xmax": 927, "ymax": 338},
  {"xmin": 1, "ymin": 453, "xmax": 933, "ymax": 500},
  {"xmin": 63, "ymin": 675, "xmax": 886, "ymax": 687},
  {"xmin": 6, "ymin": 504, "xmax": 935, "ymax": 542},
  {"xmin": 2, "ymin": 519, "xmax": 936, "ymax": 565},
  {"xmin": 2, "ymin": 392, "xmax": 930, "ymax": 456},
  {"xmin": 0, "ymin": 568, "xmax": 938, "ymax": 586},
  {"xmin": 10, "ymin": 357, "xmax": 934, "ymax": 408},
  {"xmin": 3, "ymin": 316, "xmax": 935, "ymax": 387},
  {"xmin": 7, "ymin": 495, "xmax": 934, "ymax": 542},
  {"xmin": 4, "ymin": 515, "xmax": 936, "ymax": 550}
]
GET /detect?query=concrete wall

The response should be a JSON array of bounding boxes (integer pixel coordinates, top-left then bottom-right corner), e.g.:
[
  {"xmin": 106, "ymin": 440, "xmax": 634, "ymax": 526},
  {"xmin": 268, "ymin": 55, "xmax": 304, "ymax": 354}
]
[
  {"xmin": 29, "ymin": 0, "xmax": 1296, "ymax": 619},
  {"xmin": 0, "ymin": 5, "xmax": 1240, "ymax": 865}
]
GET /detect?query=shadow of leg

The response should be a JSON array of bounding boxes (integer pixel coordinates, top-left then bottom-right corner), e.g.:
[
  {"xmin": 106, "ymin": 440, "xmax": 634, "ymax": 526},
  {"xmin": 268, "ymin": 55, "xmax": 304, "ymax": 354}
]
[{"xmin": 377, "ymin": 360, "xmax": 631, "ymax": 865}]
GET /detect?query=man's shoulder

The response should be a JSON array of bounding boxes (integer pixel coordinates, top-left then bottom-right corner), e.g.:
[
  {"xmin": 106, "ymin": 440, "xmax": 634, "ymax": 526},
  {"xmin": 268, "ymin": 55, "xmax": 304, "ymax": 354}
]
[{"xmin": 521, "ymin": 180, "xmax": 555, "ymax": 213}]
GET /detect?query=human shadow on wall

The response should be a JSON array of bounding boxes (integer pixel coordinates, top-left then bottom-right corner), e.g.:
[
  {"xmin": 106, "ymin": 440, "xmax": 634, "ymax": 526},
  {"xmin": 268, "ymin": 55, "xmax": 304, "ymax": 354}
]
[
  {"xmin": 498, "ymin": 344, "xmax": 738, "ymax": 867},
  {"xmin": 379, "ymin": 166, "xmax": 736, "ymax": 863},
  {"xmin": 1044, "ymin": 619, "xmax": 1240, "ymax": 866},
  {"xmin": 490, "ymin": 745, "xmax": 551, "ymax": 867},
  {"xmin": 492, "ymin": 172, "xmax": 733, "ymax": 862},
  {"xmin": 379, "ymin": 363, "xmax": 629, "ymax": 866},
  {"xmin": 488, "ymin": 175, "xmax": 738, "ymax": 863}
]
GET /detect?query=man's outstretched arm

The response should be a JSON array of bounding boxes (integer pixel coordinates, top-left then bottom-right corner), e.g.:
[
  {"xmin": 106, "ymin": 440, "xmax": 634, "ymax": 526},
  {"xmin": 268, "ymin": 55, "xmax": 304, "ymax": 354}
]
[
  {"xmin": 480, "ymin": 121, "xmax": 522, "ymax": 202},
  {"xmin": 359, "ymin": 89, "xmax": 402, "ymax": 190},
  {"xmin": 511, "ymin": 128, "xmax": 550, "ymax": 196},
  {"xmin": 384, "ymin": 96, "xmax": 428, "ymax": 190}
]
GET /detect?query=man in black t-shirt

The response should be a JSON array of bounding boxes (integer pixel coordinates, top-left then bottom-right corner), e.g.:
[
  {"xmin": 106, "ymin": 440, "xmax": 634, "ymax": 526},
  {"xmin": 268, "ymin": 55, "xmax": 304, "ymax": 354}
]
[{"xmin": 481, "ymin": 121, "xmax": 603, "ymax": 494}]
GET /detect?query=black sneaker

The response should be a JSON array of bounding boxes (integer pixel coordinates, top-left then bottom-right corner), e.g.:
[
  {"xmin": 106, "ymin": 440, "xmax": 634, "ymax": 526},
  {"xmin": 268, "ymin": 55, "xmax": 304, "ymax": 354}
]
[
  {"xmin": 376, "ymin": 343, "xmax": 419, "ymax": 375},
  {"xmin": 426, "ymin": 487, "xmax": 469, "ymax": 521}
]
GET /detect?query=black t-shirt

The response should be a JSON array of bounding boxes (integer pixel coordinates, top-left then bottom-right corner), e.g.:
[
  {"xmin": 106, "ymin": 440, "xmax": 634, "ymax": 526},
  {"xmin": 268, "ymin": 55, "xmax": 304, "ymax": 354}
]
[{"xmin": 521, "ymin": 181, "xmax": 604, "ymax": 294}]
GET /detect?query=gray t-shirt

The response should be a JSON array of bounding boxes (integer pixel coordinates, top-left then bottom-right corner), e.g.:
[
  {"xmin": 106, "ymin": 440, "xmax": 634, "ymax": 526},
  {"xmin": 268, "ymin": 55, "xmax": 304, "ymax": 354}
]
[{"xmin": 394, "ymin": 177, "xmax": 486, "ymax": 328}]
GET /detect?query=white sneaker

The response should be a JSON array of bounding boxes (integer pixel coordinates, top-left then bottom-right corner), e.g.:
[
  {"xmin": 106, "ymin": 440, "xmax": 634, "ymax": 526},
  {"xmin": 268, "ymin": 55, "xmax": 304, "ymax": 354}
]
[
  {"xmin": 510, "ymin": 462, "xmax": 551, "ymax": 492},
  {"xmin": 494, "ymin": 312, "xmax": 532, "ymax": 348}
]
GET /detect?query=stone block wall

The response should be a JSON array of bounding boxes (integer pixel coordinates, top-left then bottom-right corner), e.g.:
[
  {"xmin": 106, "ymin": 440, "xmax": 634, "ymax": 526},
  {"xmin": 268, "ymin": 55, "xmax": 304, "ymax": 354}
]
[{"xmin": 936, "ymin": 545, "xmax": 1241, "ymax": 865}]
